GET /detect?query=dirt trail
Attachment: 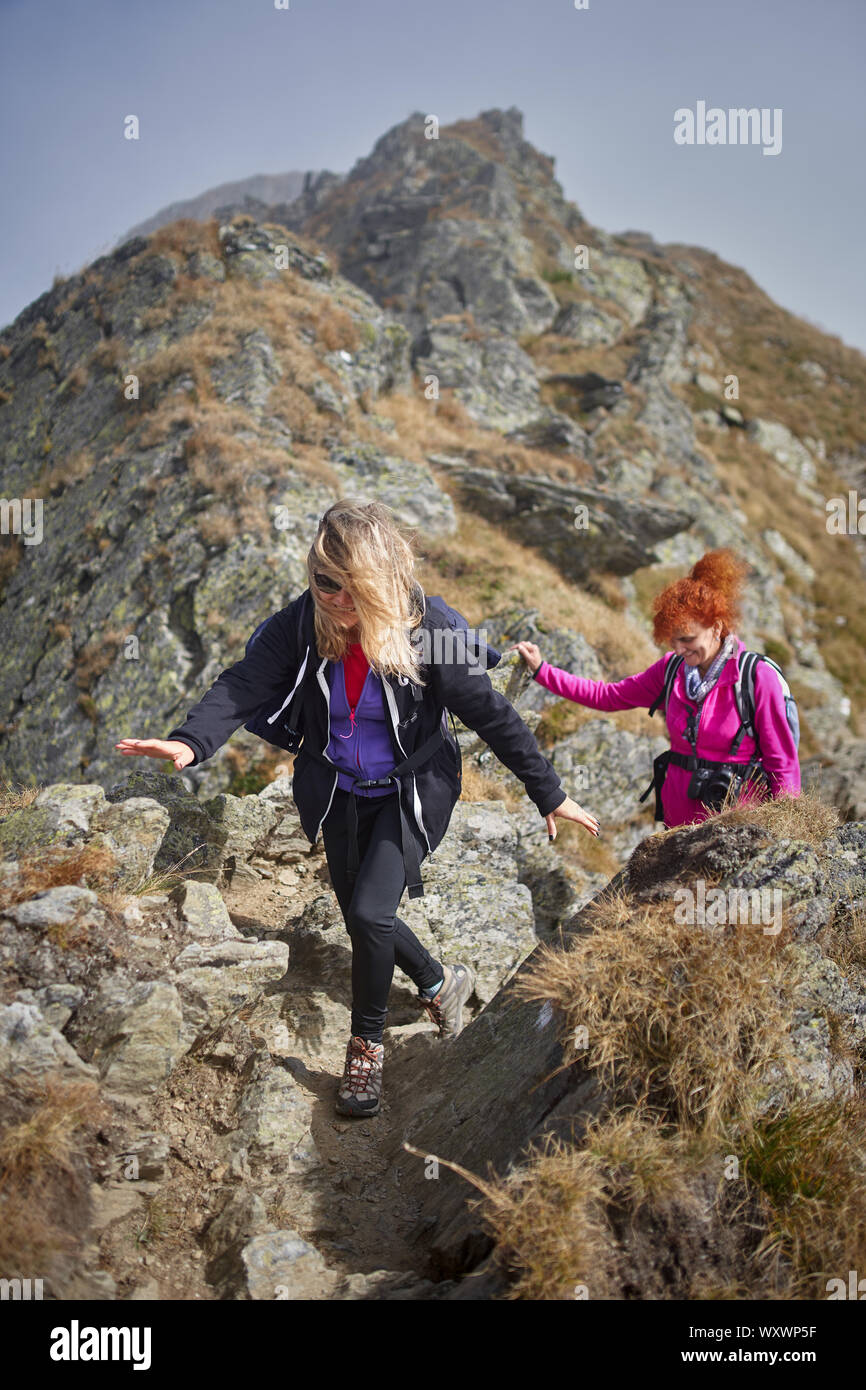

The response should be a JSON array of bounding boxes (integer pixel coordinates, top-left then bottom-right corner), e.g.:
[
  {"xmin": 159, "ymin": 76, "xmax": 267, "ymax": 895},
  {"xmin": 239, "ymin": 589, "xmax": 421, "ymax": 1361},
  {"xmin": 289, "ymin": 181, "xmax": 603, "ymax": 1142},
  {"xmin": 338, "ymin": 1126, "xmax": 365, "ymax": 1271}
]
[{"xmin": 99, "ymin": 860, "xmax": 457, "ymax": 1299}]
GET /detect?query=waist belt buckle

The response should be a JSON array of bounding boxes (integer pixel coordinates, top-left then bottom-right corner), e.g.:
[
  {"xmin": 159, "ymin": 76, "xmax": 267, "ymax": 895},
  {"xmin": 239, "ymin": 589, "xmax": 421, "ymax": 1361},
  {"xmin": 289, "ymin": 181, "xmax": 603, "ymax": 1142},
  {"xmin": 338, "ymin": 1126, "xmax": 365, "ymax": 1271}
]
[{"xmin": 354, "ymin": 776, "xmax": 395, "ymax": 790}]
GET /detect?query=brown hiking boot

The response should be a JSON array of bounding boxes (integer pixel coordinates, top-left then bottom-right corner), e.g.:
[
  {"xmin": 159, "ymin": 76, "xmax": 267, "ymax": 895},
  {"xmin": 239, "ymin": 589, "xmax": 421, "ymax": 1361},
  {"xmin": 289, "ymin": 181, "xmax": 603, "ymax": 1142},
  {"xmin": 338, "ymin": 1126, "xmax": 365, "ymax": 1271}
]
[
  {"xmin": 418, "ymin": 962, "xmax": 476, "ymax": 1038},
  {"xmin": 335, "ymin": 1035, "xmax": 384, "ymax": 1117}
]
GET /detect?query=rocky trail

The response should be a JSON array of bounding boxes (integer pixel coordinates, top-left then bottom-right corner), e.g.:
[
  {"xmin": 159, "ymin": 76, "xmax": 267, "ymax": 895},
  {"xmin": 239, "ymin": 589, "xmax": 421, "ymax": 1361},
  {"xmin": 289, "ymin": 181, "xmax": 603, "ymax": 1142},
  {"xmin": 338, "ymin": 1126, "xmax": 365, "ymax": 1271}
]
[
  {"xmin": 1, "ymin": 772, "xmax": 559, "ymax": 1301},
  {"xmin": 116, "ymin": 864, "xmax": 461, "ymax": 1302},
  {"xmin": 3, "ymin": 773, "xmax": 866, "ymax": 1301}
]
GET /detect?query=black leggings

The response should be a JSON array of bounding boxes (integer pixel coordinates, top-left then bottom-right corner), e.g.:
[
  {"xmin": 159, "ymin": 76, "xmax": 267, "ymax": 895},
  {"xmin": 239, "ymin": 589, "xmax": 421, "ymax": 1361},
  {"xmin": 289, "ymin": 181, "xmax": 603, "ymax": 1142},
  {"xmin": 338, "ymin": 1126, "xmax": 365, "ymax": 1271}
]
[{"xmin": 321, "ymin": 786, "xmax": 444, "ymax": 1043}]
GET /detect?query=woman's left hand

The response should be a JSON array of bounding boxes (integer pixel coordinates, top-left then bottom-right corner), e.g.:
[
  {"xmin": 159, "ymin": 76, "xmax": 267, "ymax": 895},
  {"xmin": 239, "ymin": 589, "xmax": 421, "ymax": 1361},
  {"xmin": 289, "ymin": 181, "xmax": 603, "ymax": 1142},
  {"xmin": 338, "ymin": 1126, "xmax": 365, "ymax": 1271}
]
[{"xmin": 546, "ymin": 795, "xmax": 600, "ymax": 840}]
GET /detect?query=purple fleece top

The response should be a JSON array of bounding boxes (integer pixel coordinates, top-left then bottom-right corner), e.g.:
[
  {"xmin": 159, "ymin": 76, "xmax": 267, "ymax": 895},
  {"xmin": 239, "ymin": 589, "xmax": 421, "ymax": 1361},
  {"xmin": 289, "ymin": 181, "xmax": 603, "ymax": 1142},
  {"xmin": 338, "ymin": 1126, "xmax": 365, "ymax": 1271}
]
[{"xmin": 324, "ymin": 659, "xmax": 396, "ymax": 796}]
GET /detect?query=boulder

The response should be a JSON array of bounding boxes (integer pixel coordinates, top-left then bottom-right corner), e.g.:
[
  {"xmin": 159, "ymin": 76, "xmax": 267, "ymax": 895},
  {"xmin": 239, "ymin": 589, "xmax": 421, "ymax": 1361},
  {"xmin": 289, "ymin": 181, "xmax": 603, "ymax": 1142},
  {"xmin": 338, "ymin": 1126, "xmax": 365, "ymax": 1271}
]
[
  {"xmin": 228, "ymin": 1230, "xmax": 333, "ymax": 1300},
  {"xmin": 171, "ymin": 937, "xmax": 290, "ymax": 1031},
  {"xmin": 0, "ymin": 1000, "xmax": 97, "ymax": 1081},
  {"xmin": 70, "ymin": 975, "xmax": 186, "ymax": 1095}
]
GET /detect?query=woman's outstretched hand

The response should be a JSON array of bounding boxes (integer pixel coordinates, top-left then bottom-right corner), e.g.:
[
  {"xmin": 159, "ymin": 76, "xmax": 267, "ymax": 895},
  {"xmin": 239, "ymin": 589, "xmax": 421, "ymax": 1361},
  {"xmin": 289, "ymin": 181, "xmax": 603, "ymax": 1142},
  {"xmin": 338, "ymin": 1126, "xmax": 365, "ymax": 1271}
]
[
  {"xmin": 506, "ymin": 641, "xmax": 544, "ymax": 675},
  {"xmin": 546, "ymin": 794, "xmax": 600, "ymax": 840},
  {"xmin": 115, "ymin": 738, "xmax": 195, "ymax": 771}
]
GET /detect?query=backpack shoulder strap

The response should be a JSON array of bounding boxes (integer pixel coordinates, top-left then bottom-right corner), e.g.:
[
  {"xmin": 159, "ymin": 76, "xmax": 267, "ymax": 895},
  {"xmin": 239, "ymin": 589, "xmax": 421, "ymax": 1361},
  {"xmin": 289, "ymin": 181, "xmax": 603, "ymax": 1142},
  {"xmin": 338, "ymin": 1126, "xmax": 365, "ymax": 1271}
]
[
  {"xmin": 729, "ymin": 649, "xmax": 752, "ymax": 754},
  {"xmin": 734, "ymin": 651, "xmax": 798, "ymax": 755},
  {"xmin": 649, "ymin": 653, "xmax": 683, "ymax": 719},
  {"xmin": 731, "ymin": 649, "xmax": 787, "ymax": 754}
]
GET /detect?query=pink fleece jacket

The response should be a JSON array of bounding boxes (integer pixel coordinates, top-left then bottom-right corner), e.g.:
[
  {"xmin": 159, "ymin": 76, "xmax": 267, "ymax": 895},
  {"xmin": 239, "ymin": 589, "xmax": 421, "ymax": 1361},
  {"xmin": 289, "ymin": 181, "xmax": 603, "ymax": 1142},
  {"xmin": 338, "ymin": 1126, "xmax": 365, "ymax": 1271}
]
[{"xmin": 533, "ymin": 640, "xmax": 801, "ymax": 828}]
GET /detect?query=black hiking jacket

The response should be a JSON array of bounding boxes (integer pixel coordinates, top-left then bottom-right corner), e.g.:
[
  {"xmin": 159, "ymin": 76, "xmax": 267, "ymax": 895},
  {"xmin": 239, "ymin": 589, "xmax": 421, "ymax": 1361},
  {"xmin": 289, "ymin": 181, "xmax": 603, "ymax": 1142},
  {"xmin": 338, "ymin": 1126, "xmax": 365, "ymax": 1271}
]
[{"xmin": 165, "ymin": 585, "xmax": 567, "ymax": 895}]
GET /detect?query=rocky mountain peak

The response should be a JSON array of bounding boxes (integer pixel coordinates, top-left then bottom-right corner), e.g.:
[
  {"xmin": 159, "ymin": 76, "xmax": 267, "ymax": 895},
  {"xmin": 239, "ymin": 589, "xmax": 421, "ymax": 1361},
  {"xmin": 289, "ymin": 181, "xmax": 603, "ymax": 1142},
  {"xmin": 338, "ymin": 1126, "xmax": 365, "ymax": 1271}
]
[{"xmin": 1, "ymin": 102, "xmax": 866, "ymax": 1306}]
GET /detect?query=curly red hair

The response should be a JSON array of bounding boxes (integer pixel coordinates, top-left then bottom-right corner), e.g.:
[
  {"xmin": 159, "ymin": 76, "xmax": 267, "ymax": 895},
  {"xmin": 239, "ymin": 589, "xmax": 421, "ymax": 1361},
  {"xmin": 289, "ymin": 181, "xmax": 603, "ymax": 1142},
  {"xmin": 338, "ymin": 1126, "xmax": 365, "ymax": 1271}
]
[{"xmin": 651, "ymin": 549, "xmax": 748, "ymax": 645}]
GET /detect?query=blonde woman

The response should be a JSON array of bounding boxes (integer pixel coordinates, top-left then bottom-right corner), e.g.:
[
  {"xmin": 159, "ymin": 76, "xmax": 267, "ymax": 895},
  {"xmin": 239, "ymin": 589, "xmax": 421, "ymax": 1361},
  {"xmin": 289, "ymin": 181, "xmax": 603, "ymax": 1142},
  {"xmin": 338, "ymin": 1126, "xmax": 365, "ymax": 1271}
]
[{"xmin": 117, "ymin": 501, "xmax": 599, "ymax": 1117}]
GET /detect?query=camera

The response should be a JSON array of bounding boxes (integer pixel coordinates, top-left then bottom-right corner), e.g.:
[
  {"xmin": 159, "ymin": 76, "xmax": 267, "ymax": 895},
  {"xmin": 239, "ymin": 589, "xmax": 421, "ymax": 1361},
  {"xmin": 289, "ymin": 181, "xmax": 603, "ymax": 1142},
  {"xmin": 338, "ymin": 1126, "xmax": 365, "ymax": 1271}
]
[{"xmin": 686, "ymin": 762, "xmax": 766, "ymax": 811}]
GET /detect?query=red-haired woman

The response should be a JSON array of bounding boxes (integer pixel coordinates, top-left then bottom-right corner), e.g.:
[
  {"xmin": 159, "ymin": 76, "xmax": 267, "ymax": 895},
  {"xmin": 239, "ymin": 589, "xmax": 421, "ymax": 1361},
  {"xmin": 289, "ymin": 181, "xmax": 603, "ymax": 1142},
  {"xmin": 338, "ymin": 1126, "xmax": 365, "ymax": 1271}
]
[{"xmin": 511, "ymin": 550, "xmax": 801, "ymax": 828}]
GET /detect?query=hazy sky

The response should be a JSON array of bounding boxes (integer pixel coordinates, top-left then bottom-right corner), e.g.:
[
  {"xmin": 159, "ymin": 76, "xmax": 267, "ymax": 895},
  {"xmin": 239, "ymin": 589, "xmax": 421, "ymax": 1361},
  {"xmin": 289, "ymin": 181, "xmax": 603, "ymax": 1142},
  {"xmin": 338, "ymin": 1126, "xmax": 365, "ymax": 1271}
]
[{"xmin": 1, "ymin": 0, "xmax": 864, "ymax": 353}]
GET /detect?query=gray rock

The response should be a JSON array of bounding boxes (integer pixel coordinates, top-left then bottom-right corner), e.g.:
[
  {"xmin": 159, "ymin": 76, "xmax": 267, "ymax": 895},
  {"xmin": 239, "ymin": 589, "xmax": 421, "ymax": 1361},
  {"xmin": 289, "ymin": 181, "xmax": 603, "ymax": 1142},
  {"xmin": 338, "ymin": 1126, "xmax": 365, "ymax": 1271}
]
[
  {"xmin": 169, "ymin": 879, "xmax": 242, "ymax": 941},
  {"xmin": 226, "ymin": 1050, "xmax": 320, "ymax": 1175},
  {"xmin": 13, "ymin": 982, "xmax": 85, "ymax": 1030},
  {"xmin": 785, "ymin": 895, "xmax": 834, "ymax": 942},
  {"xmin": 402, "ymin": 800, "xmax": 537, "ymax": 1005},
  {"xmin": 328, "ymin": 442, "xmax": 457, "ymax": 536},
  {"xmin": 0, "ymin": 784, "xmax": 168, "ymax": 889},
  {"xmin": 504, "ymin": 407, "xmax": 590, "ymax": 458},
  {"xmin": 747, "ymin": 419, "xmax": 818, "ymax": 488},
  {"xmin": 116, "ymin": 1131, "xmax": 171, "ymax": 1182},
  {"xmin": 231, "ymin": 1230, "xmax": 332, "ymax": 1300},
  {"xmin": 203, "ymin": 1188, "xmax": 270, "ymax": 1259},
  {"xmin": 76, "ymin": 976, "xmax": 186, "ymax": 1095},
  {"xmin": 547, "ymin": 719, "xmax": 666, "ymax": 860},
  {"xmin": 0, "ymin": 1001, "xmax": 97, "ymax": 1080},
  {"xmin": 428, "ymin": 456, "xmax": 693, "ymax": 581},
  {"xmin": 335, "ymin": 1268, "xmax": 457, "ymax": 1300},
  {"xmin": 4, "ymin": 883, "xmax": 104, "ymax": 931},
  {"xmin": 412, "ymin": 321, "xmax": 541, "ymax": 432},
  {"xmin": 551, "ymin": 300, "xmax": 624, "ymax": 347},
  {"xmin": 171, "ymin": 937, "xmax": 289, "ymax": 1031}
]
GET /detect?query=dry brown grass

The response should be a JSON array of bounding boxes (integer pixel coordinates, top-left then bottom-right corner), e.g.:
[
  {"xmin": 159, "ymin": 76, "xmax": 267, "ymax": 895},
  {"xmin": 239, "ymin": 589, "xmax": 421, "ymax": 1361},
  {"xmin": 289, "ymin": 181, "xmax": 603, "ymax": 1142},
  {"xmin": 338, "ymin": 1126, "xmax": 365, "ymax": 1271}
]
[
  {"xmin": 378, "ymin": 373, "xmax": 595, "ymax": 493},
  {"xmin": 416, "ymin": 509, "xmax": 657, "ymax": 679},
  {"xmin": 88, "ymin": 337, "xmax": 127, "ymax": 372},
  {"xmin": 372, "ymin": 386, "xmax": 499, "ymax": 465},
  {"xmin": 409, "ymin": 1110, "xmax": 713, "ymax": 1300},
  {"xmin": 0, "ymin": 536, "xmax": 22, "ymax": 597},
  {"xmin": 0, "ymin": 1077, "xmax": 104, "ymax": 1181},
  {"xmin": 0, "ymin": 778, "xmax": 42, "ymax": 818},
  {"xmin": 35, "ymin": 448, "xmax": 94, "ymax": 496},
  {"xmin": 714, "ymin": 786, "xmax": 841, "ymax": 847},
  {"xmin": 457, "ymin": 761, "xmax": 518, "ymax": 808},
  {"xmin": 823, "ymin": 903, "xmax": 866, "ymax": 974},
  {"xmin": 406, "ymin": 1128, "xmax": 614, "ymax": 1299},
  {"xmin": 677, "ymin": 242, "xmax": 866, "ymax": 454},
  {"xmin": 740, "ymin": 1096, "xmax": 866, "ymax": 1296},
  {"xmin": 450, "ymin": 778, "xmax": 862, "ymax": 1297},
  {"xmin": 143, "ymin": 218, "xmax": 222, "ymax": 262},
  {"xmin": 536, "ymin": 696, "xmax": 654, "ymax": 741},
  {"xmin": 514, "ymin": 886, "xmax": 802, "ymax": 1135},
  {"xmin": 0, "ymin": 1073, "xmax": 106, "ymax": 1280},
  {"xmin": 73, "ymin": 628, "xmax": 135, "ymax": 693},
  {"xmin": 451, "ymin": 869, "xmax": 866, "ymax": 1298},
  {"xmin": 0, "ymin": 844, "xmax": 120, "ymax": 933},
  {"xmin": 690, "ymin": 395, "xmax": 866, "ymax": 728}
]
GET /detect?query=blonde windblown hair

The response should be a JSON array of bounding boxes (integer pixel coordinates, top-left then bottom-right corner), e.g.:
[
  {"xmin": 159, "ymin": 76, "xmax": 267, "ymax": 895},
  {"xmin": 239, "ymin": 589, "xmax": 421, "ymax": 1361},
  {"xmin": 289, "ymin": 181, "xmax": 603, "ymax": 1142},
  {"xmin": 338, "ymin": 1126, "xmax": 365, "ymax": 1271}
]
[{"xmin": 306, "ymin": 499, "xmax": 427, "ymax": 686}]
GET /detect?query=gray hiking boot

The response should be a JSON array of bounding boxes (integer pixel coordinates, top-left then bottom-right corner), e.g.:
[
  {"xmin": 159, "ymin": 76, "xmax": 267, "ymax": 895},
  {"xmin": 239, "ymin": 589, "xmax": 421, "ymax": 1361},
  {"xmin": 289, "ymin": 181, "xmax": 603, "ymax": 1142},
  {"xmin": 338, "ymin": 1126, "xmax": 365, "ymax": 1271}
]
[
  {"xmin": 335, "ymin": 1035, "xmax": 384, "ymax": 1117},
  {"xmin": 418, "ymin": 962, "xmax": 476, "ymax": 1038}
]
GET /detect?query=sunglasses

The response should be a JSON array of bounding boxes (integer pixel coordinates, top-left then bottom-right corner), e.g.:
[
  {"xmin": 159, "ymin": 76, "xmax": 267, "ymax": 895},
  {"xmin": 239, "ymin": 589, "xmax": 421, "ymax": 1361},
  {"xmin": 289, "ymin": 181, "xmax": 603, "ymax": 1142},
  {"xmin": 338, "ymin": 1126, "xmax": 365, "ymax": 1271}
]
[{"xmin": 312, "ymin": 571, "xmax": 346, "ymax": 595}]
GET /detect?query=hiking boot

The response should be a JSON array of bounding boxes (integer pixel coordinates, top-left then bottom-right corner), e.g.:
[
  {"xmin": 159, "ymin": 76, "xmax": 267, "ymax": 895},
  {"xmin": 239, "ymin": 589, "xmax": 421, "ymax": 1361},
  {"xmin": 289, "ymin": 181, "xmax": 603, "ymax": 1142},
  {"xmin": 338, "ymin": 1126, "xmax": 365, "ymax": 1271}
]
[
  {"xmin": 418, "ymin": 962, "xmax": 476, "ymax": 1038},
  {"xmin": 335, "ymin": 1035, "xmax": 384, "ymax": 1117}
]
